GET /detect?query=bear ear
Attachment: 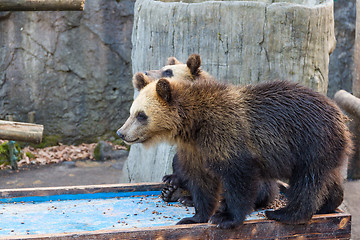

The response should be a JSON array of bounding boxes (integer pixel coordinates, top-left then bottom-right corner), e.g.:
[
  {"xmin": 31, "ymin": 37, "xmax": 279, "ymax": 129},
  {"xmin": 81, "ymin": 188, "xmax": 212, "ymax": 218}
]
[
  {"xmin": 133, "ymin": 73, "xmax": 151, "ymax": 91},
  {"xmin": 166, "ymin": 57, "xmax": 182, "ymax": 65},
  {"xmin": 156, "ymin": 78, "xmax": 172, "ymax": 103},
  {"xmin": 186, "ymin": 54, "xmax": 201, "ymax": 76}
]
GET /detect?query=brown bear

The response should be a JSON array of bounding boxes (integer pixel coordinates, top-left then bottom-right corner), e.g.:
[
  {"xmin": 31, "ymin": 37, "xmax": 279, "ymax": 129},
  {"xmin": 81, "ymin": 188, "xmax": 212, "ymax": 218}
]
[
  {"xmin": 135, "ymin": 54, "xmax": 279, "ymax": 209},
  {"xmin": 118, "ymin": 67, "xmax": 352, "ymax": 229},
  {"xmin": 132, "ymin": 54, "xmax": 211, "ymax": 206},
  {"xmin": 132, "ymin": 54, "xmax": 215, "ymax": 91}
]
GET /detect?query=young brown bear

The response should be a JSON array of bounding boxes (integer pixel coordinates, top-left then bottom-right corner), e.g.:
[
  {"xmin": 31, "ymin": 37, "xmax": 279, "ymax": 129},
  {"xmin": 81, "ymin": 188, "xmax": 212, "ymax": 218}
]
[
  {"xmin": 132, "ymin": 54, "xmax": 215, "ymax": 91},
  {"xmin": 133, "ymin": 54, "xmax": 211, "ymax": 206},
  {"xmin": 135, "ymin": 54, "xmax": 279, "ymax": 209},
  {"xmin": 118, "ymin": 72, "xmax": 352, "ymax": 229}
]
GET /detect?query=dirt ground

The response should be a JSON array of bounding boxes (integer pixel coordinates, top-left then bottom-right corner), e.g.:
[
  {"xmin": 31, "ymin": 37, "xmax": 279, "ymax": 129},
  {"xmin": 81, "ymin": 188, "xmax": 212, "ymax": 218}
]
[
  {"xmin": 0, "ymin": 159, "xmax": 125, "ymax": 189},
  {"xmin": 0, "ymin": 160, "xmax": 359, "ymax": 239}
]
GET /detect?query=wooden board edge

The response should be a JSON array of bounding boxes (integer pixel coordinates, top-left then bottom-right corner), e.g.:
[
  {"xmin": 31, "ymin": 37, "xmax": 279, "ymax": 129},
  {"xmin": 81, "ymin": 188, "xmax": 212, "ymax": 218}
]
[
  {"xmin": 2, "ymin": 214, "xmax": 351, "ymax": 240},
  {"xmin": 0, "ymin": 182, "xmax": 165, "ymax": 198}
]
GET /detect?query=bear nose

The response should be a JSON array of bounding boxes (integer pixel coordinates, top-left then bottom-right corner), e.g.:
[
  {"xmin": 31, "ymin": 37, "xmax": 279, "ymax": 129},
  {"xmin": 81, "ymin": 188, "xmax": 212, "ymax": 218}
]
[{"xmin": 117, "ymin": 129, "xmax": 125, "ymax": 140}]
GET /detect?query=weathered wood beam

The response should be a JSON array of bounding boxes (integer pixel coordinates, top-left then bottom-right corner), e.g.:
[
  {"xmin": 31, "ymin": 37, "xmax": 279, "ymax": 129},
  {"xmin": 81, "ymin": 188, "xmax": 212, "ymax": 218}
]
[
  {"xmin": 0, "ymin": 120, "xmax": 43, "ymax": 143},
  {"xmin": 334, "ymin": 90, "xmax": 360, "ymax": 119},
  {"xmin": 348, "ymin": 0, "xmax": 360, "ymax": 179},
  {"xmin": 334, "ymin": 90, "xmax": 360, "ymax": 179},
  {"xmin": 0, "ymin": 0, "xmax": 85, "ymax": 11}
]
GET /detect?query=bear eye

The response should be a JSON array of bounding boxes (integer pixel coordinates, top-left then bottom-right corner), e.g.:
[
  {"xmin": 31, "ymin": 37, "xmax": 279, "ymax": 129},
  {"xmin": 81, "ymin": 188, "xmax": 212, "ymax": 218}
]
[
  {"xmin": 136, "ymin": 111, "xmax": 148, "ymax": 122},
  {"xmin": 162, "ymin": 69, "xmax": 173, "ymax": 77}
]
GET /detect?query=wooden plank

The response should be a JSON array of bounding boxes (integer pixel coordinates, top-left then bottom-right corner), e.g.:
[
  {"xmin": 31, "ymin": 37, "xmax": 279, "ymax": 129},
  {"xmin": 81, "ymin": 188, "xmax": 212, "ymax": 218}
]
[
  {"xmin": 0, "ymin": 183, "xmax": 165, "ymax": 199},
  {"xmin": 2, "ymin": 213, "xmax": 351, "ymax": 240},
  {"xmin": 0, "ymin": 0, "xmax": 85, "ymax": 11},
  {"xmin": 0, "ymin": 120, "xmax": 43, "ymax": 143},
  {"xmin": 0, "ymin": 183, "xmax": 351, "ymax": 240}
]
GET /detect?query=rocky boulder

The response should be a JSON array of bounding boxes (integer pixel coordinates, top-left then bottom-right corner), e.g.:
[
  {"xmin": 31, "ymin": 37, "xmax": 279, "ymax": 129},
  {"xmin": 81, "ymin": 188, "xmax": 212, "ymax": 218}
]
[{"xmin": 0, "ymin": 0, "xmax": 135, "ymax": 143}]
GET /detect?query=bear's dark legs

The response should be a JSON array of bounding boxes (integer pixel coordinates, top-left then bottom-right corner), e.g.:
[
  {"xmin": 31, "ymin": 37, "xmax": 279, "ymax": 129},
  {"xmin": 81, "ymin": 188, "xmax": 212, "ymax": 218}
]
[
  {"xmin": 176, "ymin": 173, "xmax": 220, "ymax": 225},
  {"xmin": 254, "ymin": 179, "xmax": 278, "ymax": 209},
  {"xmin": 161, "ymin": 154, "xmax": 194, "ymax": 206},
  {"xmin": 219, "ymin": 178, "xmax": 258, "ymax": 228},
  {"xmin": 317, "ymin": 172, "xmax": 344, "ymax": 214},
  {"xmin": 265, "ymin": 167, "xmax": 325, "ymax": 224},
  {"xmin": 210, "ymin": 155, "xmax": 259, "ymax": 229},
  {"xmin": 209, "ymin": 198, "xmax": 231, "ymax": 225},
  {"xmin": 210, "ymin": 178, "xmax": 278, "ymax": 225}
]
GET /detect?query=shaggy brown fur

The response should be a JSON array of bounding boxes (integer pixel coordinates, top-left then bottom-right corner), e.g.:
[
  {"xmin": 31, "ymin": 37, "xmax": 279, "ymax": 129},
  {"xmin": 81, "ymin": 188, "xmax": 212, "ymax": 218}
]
[
  {"xmin": 118, "ymin": 70, "xmax": 352, "ymax": 230},
  {"xmin": 134, "ymin": 54, "xmax": 279, "ymax": 209}
]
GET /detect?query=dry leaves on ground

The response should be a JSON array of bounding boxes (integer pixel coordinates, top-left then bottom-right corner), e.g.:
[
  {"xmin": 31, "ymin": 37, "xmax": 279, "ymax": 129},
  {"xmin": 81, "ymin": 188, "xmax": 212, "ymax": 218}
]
[{"xmin": 0, "ymin": 140, "xmax": 126, "ymax": 170}]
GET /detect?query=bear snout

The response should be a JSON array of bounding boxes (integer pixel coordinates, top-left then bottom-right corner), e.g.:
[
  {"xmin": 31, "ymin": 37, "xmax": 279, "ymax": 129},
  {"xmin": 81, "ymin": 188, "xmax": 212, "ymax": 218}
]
[{"xmin": 116, "ymin": 129, "xmax": 126, "ymax": 140}]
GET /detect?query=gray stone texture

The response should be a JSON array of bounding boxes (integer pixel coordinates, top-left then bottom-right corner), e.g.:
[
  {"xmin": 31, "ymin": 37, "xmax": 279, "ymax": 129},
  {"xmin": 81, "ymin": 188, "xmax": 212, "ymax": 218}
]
[
  {"xmin": 328, "ymin": 0, "xmax": 356, "ymax": 98},
  {"xmin": 0, "ymin": 0, "xmax": 135, "ymax": 143},
  {"xmin": 95, "ymin": 141, "xmax": 129, "ymax": 161}
]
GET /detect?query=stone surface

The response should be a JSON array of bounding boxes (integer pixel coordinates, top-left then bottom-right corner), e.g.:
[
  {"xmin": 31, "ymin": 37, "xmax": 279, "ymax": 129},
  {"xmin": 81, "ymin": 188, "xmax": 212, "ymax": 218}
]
[
  {"xmin": 0, "ymin": 0, "xmax": 135, "ymax": 143},
  {"xmin": 328, "ymin": 0, "xmax": 356, "ymax": 98},
  {"xmin": 94, "ymin": 141, "xmax": 129, "ymax": 161},
  {"xmin": 344, "ymin": 180, "xmax": 360, "ymax": 238},
  {"xmin": 121, "ymin": 0, "xmax": 336, "ymax": 183}
]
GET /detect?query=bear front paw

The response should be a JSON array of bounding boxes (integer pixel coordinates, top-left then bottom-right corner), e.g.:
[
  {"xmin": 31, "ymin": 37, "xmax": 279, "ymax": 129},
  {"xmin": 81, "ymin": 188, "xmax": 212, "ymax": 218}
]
[
  {"xmin": 216, "ymin": 219, "xmax": 242, "ymax": 229},
  {"xmin": 265, "ymin": 209, "xmax": 311, "ymax": 224},
  {"xmin": 178, "ymin": 196, "xmax": 194, "ymax": 207},
  {"xmin": 209, "ymin": 211, "xmax": 232, "ymax": 225},
  {"xmin": 161, "ymin": 184, "xmax": 178, "ymax": 202},
  {"xmin": 177, "ymin": 216, "xmax": 206, "ymax": 225},
  {"xmin": 162, "ymin": 174, "xmax": 181, "ymax": 186}
]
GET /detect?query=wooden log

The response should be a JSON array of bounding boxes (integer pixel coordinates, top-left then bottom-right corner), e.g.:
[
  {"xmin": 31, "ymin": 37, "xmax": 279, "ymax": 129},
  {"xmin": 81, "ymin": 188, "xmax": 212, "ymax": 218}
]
[
  {"xmin": 0, "ymin": 183, "xmax": 165, "ymax": 198},
  {"xmin": 348, "ymin": 0, "xmax": 360, "ymax": 180},
  {"xmin": 334, "ymin": 90, "xmax": 360, "ymax": 179},
  {"xmin": 334, "ymin": 90, "xmax": 360, "ymax": 119},
  {"xmin": 0, "ymin": 120, "xmax": 43, "ymax": 143},
  {"xmin": 121, "ymin": 0, "xmax": 336, "ymax": 183},
  {"xmin": 354, "ymin": 0, "xmax": 360, "ymax": 97},
  {"xmin": 0, "ymin": 0, "xmax": 85, "ymax": 11}
]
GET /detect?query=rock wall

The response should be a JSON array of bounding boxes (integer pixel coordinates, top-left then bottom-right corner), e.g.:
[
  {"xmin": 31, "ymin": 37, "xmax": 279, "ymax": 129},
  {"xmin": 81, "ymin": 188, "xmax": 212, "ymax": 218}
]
[
  {"xmin": 328, "ymin": 0, "xmax": 356, "ymax": 98},
  {"xmin": 0, "ymin": 0, "xmax": 135, "ymax": 143}
]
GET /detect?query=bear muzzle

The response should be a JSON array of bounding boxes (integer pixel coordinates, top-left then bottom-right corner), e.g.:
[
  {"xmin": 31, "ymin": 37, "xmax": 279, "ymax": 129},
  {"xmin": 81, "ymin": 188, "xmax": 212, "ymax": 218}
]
[
  {"xmin": 117, "ymin": 129, "xmax": 140, "ymax": 145},
  {"xmin": 116, "ymin": 129, "xmax": 126, "ymax": 141},
  {"xmin": 144, "ymin": 70, "xmax": 162, "ymax": 79}
]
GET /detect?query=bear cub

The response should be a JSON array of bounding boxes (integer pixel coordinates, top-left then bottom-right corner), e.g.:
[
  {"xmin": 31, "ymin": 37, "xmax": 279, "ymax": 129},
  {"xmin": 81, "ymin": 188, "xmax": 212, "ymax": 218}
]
[
  {"xmin": 118, "ymin": 56, "xmax": 352, "ymax": 229},
  {"xmin": 135, "ymin": 54, "xmax": 278, "ymax": 209}
]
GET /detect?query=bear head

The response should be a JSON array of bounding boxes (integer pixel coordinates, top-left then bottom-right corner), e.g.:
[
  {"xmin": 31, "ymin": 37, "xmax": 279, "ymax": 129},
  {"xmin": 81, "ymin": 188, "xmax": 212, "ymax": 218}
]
[
  {"xmin": 117, "ymin": 78, "xmax": 181, "ymax": 147},
  {"xmin": 132, "ymin": 54, "xmax": 212, "ymax": 91}
]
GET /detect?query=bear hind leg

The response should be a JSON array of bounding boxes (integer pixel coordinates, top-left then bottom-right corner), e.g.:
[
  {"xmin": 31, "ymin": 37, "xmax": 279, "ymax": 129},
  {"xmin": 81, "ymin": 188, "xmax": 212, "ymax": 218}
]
[
  {"xmin": 209, "ymin": 198, "xmax": 233, "ymax": 225},
  {"xmin": 317, "ymin": 173, "xmax": 344, "ymax": 214},
  {"xmin": 254, "ymin": 179, "xmax": 279, "ymax": 209},
  {"xmin": 213, "ymin": 157, "xmax": 260, "ymax": 229},
  {"xmin": 265, "ymin": 169, "xmax": 324, "ymax": 224},
  {"xmin": 176, "ymin": 173, "xmax": 220, "ymax": 225}
]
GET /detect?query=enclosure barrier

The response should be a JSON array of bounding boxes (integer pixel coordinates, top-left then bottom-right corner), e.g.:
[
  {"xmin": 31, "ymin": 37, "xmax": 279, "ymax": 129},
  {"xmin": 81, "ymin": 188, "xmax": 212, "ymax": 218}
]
[{"xmin": 0, "ymin": 0, "xmax": 85, "ymax": 11}]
